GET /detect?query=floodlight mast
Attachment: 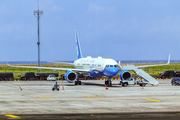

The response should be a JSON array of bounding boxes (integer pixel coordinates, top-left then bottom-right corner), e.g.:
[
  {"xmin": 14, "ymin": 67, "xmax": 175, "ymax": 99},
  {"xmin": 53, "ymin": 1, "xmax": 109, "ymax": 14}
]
[{"xmin": 33, "ymin": 0, "xmax": 43, "ymax": 72}]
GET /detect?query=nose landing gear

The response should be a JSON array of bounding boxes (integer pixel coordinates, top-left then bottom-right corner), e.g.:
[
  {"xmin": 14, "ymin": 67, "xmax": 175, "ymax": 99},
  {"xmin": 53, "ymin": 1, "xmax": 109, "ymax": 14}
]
[{"xmin": 105, "ymin": 77, "xmax": 112, "ymax": 87}]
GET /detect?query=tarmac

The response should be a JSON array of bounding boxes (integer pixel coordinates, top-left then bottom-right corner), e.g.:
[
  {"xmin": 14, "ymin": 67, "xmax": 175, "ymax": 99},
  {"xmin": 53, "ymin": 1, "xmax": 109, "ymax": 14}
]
[{"xmin": 0, "ymin": 79, "xmax": 180, "ymax": 119}]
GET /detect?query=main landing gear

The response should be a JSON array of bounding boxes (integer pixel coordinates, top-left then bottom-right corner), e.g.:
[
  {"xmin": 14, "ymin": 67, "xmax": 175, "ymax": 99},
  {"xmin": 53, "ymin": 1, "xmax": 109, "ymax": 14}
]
[
  {"xmin": 75, "ymin": 77, "xmax": 81, "ymax": 85},
  {"xmin": 105, "ymin": 77, "xmax": 112, "ymax": 87}
]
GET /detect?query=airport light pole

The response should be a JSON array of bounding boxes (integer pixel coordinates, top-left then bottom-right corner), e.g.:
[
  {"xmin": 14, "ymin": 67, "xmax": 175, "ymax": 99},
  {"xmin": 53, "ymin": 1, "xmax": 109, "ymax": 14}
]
[{"xmin": 34, "ymin": 0, "xmax": 43, "ymax": 72}]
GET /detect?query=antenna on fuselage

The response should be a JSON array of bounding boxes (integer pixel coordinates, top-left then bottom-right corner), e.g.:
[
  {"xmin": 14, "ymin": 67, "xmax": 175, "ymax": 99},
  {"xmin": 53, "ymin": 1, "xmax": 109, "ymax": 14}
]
[{"xmin": 75, "ymin": 30, "xmax": 83, "ymax": 59}]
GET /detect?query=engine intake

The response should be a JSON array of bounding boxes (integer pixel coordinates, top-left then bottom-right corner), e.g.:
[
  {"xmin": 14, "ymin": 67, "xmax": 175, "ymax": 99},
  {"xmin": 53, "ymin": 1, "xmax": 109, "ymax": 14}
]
[
  {"xmin": 119, "ymin": 70, "xmax": 131, "ymax": 80},
  {"xmin": 64, "ymin": 71, "xmax": 77, "ymax": 83}
]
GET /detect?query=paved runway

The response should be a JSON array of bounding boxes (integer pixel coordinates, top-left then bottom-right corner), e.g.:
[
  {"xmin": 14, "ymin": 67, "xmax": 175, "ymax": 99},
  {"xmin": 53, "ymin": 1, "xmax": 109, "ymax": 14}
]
[{"xmin": 0, "ymin": 79, "xmax": 180, "ymax": 119}]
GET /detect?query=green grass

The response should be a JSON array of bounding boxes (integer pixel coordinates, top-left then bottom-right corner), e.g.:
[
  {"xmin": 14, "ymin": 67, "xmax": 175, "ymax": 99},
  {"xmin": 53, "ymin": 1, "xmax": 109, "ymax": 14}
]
[{"xmin": 1, "ymin": 63, "xmax": 180, "ymax": 78}]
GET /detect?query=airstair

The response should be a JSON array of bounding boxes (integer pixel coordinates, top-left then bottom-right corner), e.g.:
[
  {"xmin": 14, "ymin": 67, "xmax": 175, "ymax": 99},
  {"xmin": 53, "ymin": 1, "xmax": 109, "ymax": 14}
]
[{"xmin": 121, "ymin": 65, "xmax": 159, "ymax": 85}]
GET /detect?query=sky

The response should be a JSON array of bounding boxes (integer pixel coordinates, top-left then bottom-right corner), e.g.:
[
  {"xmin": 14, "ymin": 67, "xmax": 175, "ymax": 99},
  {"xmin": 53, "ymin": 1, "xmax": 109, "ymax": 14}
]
[{"xmin": 0, "ymin": 0, "xmax": 180, "ymax": 61}]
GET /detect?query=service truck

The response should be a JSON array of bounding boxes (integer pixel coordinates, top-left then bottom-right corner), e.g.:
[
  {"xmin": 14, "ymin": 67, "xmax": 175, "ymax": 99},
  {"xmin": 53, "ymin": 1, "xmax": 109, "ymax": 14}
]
[{"xmin": 120, "ymin": 78, "xmax": 149, "ymax": 87}]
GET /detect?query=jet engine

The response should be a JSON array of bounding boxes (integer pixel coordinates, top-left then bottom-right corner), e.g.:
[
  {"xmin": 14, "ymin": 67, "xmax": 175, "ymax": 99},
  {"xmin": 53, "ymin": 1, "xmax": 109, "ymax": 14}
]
[
  {"xmin": 64, "ymin": 71, "xmax": 77, "ymax": 83},
  {"xmin": 119, "ymin": 70, "xmax": 131, "ymax": 80}
]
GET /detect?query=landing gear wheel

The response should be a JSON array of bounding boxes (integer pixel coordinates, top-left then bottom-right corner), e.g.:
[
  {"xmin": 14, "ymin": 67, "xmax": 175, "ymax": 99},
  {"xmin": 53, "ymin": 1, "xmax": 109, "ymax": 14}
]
[
  {"xmin": 105, "ymin": 80, "xmax": 112, "ymax": 87},
  {"xmin": 79, "ymin": 81, "xmax": 81, "ymax": 85},
  {"xmin": 105, "ymin": 81, "xmax": 108, "ymax": 85},
  {"xmin": 75, "ymin": 81, "xmax": 81, "ymax": 85},
  {"xmin": 123, "ymin": 83, "xmax": 127, "ymax": 87}
]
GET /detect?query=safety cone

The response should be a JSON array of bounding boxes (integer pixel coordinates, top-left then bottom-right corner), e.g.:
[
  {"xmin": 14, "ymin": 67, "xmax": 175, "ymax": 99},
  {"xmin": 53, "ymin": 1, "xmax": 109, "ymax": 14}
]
[{"xmin": 104, "ymin": 84, "xmax": 108, "ymax": 90}]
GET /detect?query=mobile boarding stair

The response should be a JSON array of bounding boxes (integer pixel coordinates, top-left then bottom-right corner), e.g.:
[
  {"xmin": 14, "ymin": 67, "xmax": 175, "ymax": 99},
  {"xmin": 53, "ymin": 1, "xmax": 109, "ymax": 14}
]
[{"xmin": 121, "ymin": 65, "xmax": 159, "ymax": 85}]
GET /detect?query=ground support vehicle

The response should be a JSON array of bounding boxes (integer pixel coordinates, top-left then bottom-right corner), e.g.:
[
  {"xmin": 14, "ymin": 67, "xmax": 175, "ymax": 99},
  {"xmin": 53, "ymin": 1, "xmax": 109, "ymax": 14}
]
[
  {"xmin": 36, "ymin": 72, "xmax": 59, "ymax": 80},
  {"xmin": 120, "ymin": 78, "xmax": 137, "ymax": 87},
  {"xmin": 137, "ymin": 79, "xmax": 149, "ymax": 86},
  {"xmin": 52, "ymin": 80, "xmax": 59, "ymax": 91},
  {"xmin": 171, "ymin": 77, "xmax": 180, "ymax": 86},
  {"xmin": 0, "ymin": 72, "xmax": 14, "ymax": 81},
  {"xmin": 20, "ymin": 72, "xmax": 37, "ymax": 80},
  {"xmin": 20, "ymin": 72, "xmax": 59, "ymax": 80},
  {"xmin": 159, "ymin": 70, "xmax": 180, "ymax": 79},
  {"xmin": 47, "ymin": 74, "xmax": 57, "ymax": 81}
]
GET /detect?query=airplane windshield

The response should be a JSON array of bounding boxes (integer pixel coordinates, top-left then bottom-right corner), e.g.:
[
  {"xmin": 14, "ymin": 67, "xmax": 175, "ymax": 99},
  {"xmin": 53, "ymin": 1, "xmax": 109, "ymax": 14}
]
[
  {"xmin": 106, "ymin": 65, "xmax": 118, "ymax": 67},
  {"xmin": 106, "ymin": 65, "xmax": 109, "ymax": 67}
]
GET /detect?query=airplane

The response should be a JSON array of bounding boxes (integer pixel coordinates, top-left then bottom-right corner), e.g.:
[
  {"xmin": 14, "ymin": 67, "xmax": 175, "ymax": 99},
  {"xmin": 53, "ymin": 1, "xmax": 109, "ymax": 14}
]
[{"xmin": 7, "ymin": 30, "xmax": 170, "ymax": 86}]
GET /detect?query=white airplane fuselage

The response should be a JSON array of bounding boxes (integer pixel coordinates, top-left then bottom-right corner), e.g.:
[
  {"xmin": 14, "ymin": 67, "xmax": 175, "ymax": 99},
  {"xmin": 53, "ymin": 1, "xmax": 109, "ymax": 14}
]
[{"xmin": 73, "ymin": 57, "xmax": 119, "ymax": 77}]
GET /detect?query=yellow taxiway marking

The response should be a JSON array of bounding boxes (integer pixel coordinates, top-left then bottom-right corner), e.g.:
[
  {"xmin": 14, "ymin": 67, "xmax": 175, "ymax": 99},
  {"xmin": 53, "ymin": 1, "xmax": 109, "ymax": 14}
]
[
  {"xmin": 145, "ymin": 99, "xmax": 160, "ymax": 102},
  {"xmin": 90, "ymin": 113, "xmax": 94, "ymax": 117},
  {"xmin": 86, "ymin": 95, "xmax": 103, "ymax": 98},
  {"xmin": 5, "ymin": 115, "xmax": 20, "ymax": 118},
  {"xmin": 33, "ymin": 96, "xmax": 50, "ymax": 98}
]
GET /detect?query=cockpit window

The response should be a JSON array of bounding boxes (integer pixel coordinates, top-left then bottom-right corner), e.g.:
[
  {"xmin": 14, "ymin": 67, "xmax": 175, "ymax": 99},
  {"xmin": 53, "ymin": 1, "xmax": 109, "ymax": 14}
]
[
  {"xmin": 106, "ymin": 65, "xmax": 118, "ymax": 67},
  {"xmin": 106, "ymin": 65, "xmax": 109, "ymax": 67}
]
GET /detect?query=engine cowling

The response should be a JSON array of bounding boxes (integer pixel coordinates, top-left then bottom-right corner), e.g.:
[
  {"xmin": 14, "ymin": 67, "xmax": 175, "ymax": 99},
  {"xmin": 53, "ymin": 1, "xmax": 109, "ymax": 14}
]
[
  {"xmin": 119, "ymin": 70, "xmax": 131, "ymax": 80},
  {"xmin": 64, "ymin": 71, "xmax": 77, "ymax": 83}
]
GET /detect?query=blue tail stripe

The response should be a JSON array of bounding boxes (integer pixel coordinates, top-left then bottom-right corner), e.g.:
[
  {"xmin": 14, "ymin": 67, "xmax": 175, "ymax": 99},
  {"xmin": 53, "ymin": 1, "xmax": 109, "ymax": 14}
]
[{"xmin": 75, "ymin": 30, "xmax": 83, "ymax": 59}]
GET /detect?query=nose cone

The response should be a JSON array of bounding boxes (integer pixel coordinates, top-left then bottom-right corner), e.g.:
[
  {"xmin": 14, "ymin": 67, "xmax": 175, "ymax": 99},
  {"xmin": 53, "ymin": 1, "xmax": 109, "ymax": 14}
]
[{"xmin": 104, "ymin": 67, "xmax": 119, "ymax": 76}]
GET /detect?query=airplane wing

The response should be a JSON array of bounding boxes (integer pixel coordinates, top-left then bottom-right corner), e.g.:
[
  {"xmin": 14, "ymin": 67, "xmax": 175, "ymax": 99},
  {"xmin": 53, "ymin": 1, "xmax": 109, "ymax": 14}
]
[
  {"xmin": 8, "ymin": 64, "xmax": 89, "ymax": 72},
  {"xmin": 136, "ymin": 54, "xmax": 170, "ymax": 68},
  {"xmin": 47, "ymin": 61, "xmax": 74, "ymax": 66}
]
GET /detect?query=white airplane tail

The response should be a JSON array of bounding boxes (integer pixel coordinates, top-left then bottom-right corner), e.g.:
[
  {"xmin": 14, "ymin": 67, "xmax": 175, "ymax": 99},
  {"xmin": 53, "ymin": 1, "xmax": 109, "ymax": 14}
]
[{"xmin": 75, "ymin": 30, "xmax": 83, "ymax": 59}]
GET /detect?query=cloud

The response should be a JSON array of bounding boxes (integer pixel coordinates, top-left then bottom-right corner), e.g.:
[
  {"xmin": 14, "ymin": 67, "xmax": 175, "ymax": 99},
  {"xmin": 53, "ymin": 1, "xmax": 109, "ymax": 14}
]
[{"xmin": 88, "ymin": 3, "xmax": 115, "ymax": 14}]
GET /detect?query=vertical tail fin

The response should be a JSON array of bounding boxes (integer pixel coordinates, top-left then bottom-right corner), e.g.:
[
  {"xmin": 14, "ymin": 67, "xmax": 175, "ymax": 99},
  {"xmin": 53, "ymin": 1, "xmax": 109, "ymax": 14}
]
[{"xmin": 75, "ymin": 30, "xmax": 83, "ymax": 59}]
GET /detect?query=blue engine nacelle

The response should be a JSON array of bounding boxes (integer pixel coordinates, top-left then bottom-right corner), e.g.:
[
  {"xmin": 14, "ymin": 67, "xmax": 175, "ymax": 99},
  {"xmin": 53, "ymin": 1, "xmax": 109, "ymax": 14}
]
[
  {"xmin": 64, "ymin": 71, "xmax": 77, "ymax": 83},
  {"xmin": 119, "ymin": 70, "xmax": 131, "ymax": 80}
]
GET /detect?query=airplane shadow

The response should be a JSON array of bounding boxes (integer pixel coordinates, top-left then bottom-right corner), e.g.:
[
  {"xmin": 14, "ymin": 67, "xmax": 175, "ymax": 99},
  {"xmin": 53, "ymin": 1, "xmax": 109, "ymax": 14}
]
[{"xmin": 65, "ymin": 82, "xmax": 122, "ymax": 87}]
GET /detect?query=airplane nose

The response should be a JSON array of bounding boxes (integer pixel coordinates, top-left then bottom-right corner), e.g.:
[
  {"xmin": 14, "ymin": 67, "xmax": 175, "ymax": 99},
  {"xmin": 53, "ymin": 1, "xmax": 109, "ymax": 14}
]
[{"xmin": 104, "ymin": 67, "xmax": 119, "ymax": 76}]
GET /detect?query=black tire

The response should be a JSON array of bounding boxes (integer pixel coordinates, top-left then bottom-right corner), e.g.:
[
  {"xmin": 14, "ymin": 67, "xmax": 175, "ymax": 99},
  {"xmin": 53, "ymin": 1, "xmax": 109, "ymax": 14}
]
[
  {"xmin": 75, "ymin": 81, "xmax": 78, "ymax": 85},
  {"xmin": 123, "ymin": 83, "xmax": 128, "ymax": 87}
]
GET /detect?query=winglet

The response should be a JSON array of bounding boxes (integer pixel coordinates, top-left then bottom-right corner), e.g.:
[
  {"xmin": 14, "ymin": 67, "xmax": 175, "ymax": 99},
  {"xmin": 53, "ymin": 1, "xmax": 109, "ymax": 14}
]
[
  {"xmin": 75, "ymin": 30, "xmax": 83, "ymax": 59},
  {"xmin": 4, "ymin": 56, "xmax": 10, "ymax": 66},
  {"xmin": 167, "ymin": 54, "xmax": 170, "ymax": 64},
  {"xmin": 118, "ymin": 61, "xmax": 122, "ymax": 69}
]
